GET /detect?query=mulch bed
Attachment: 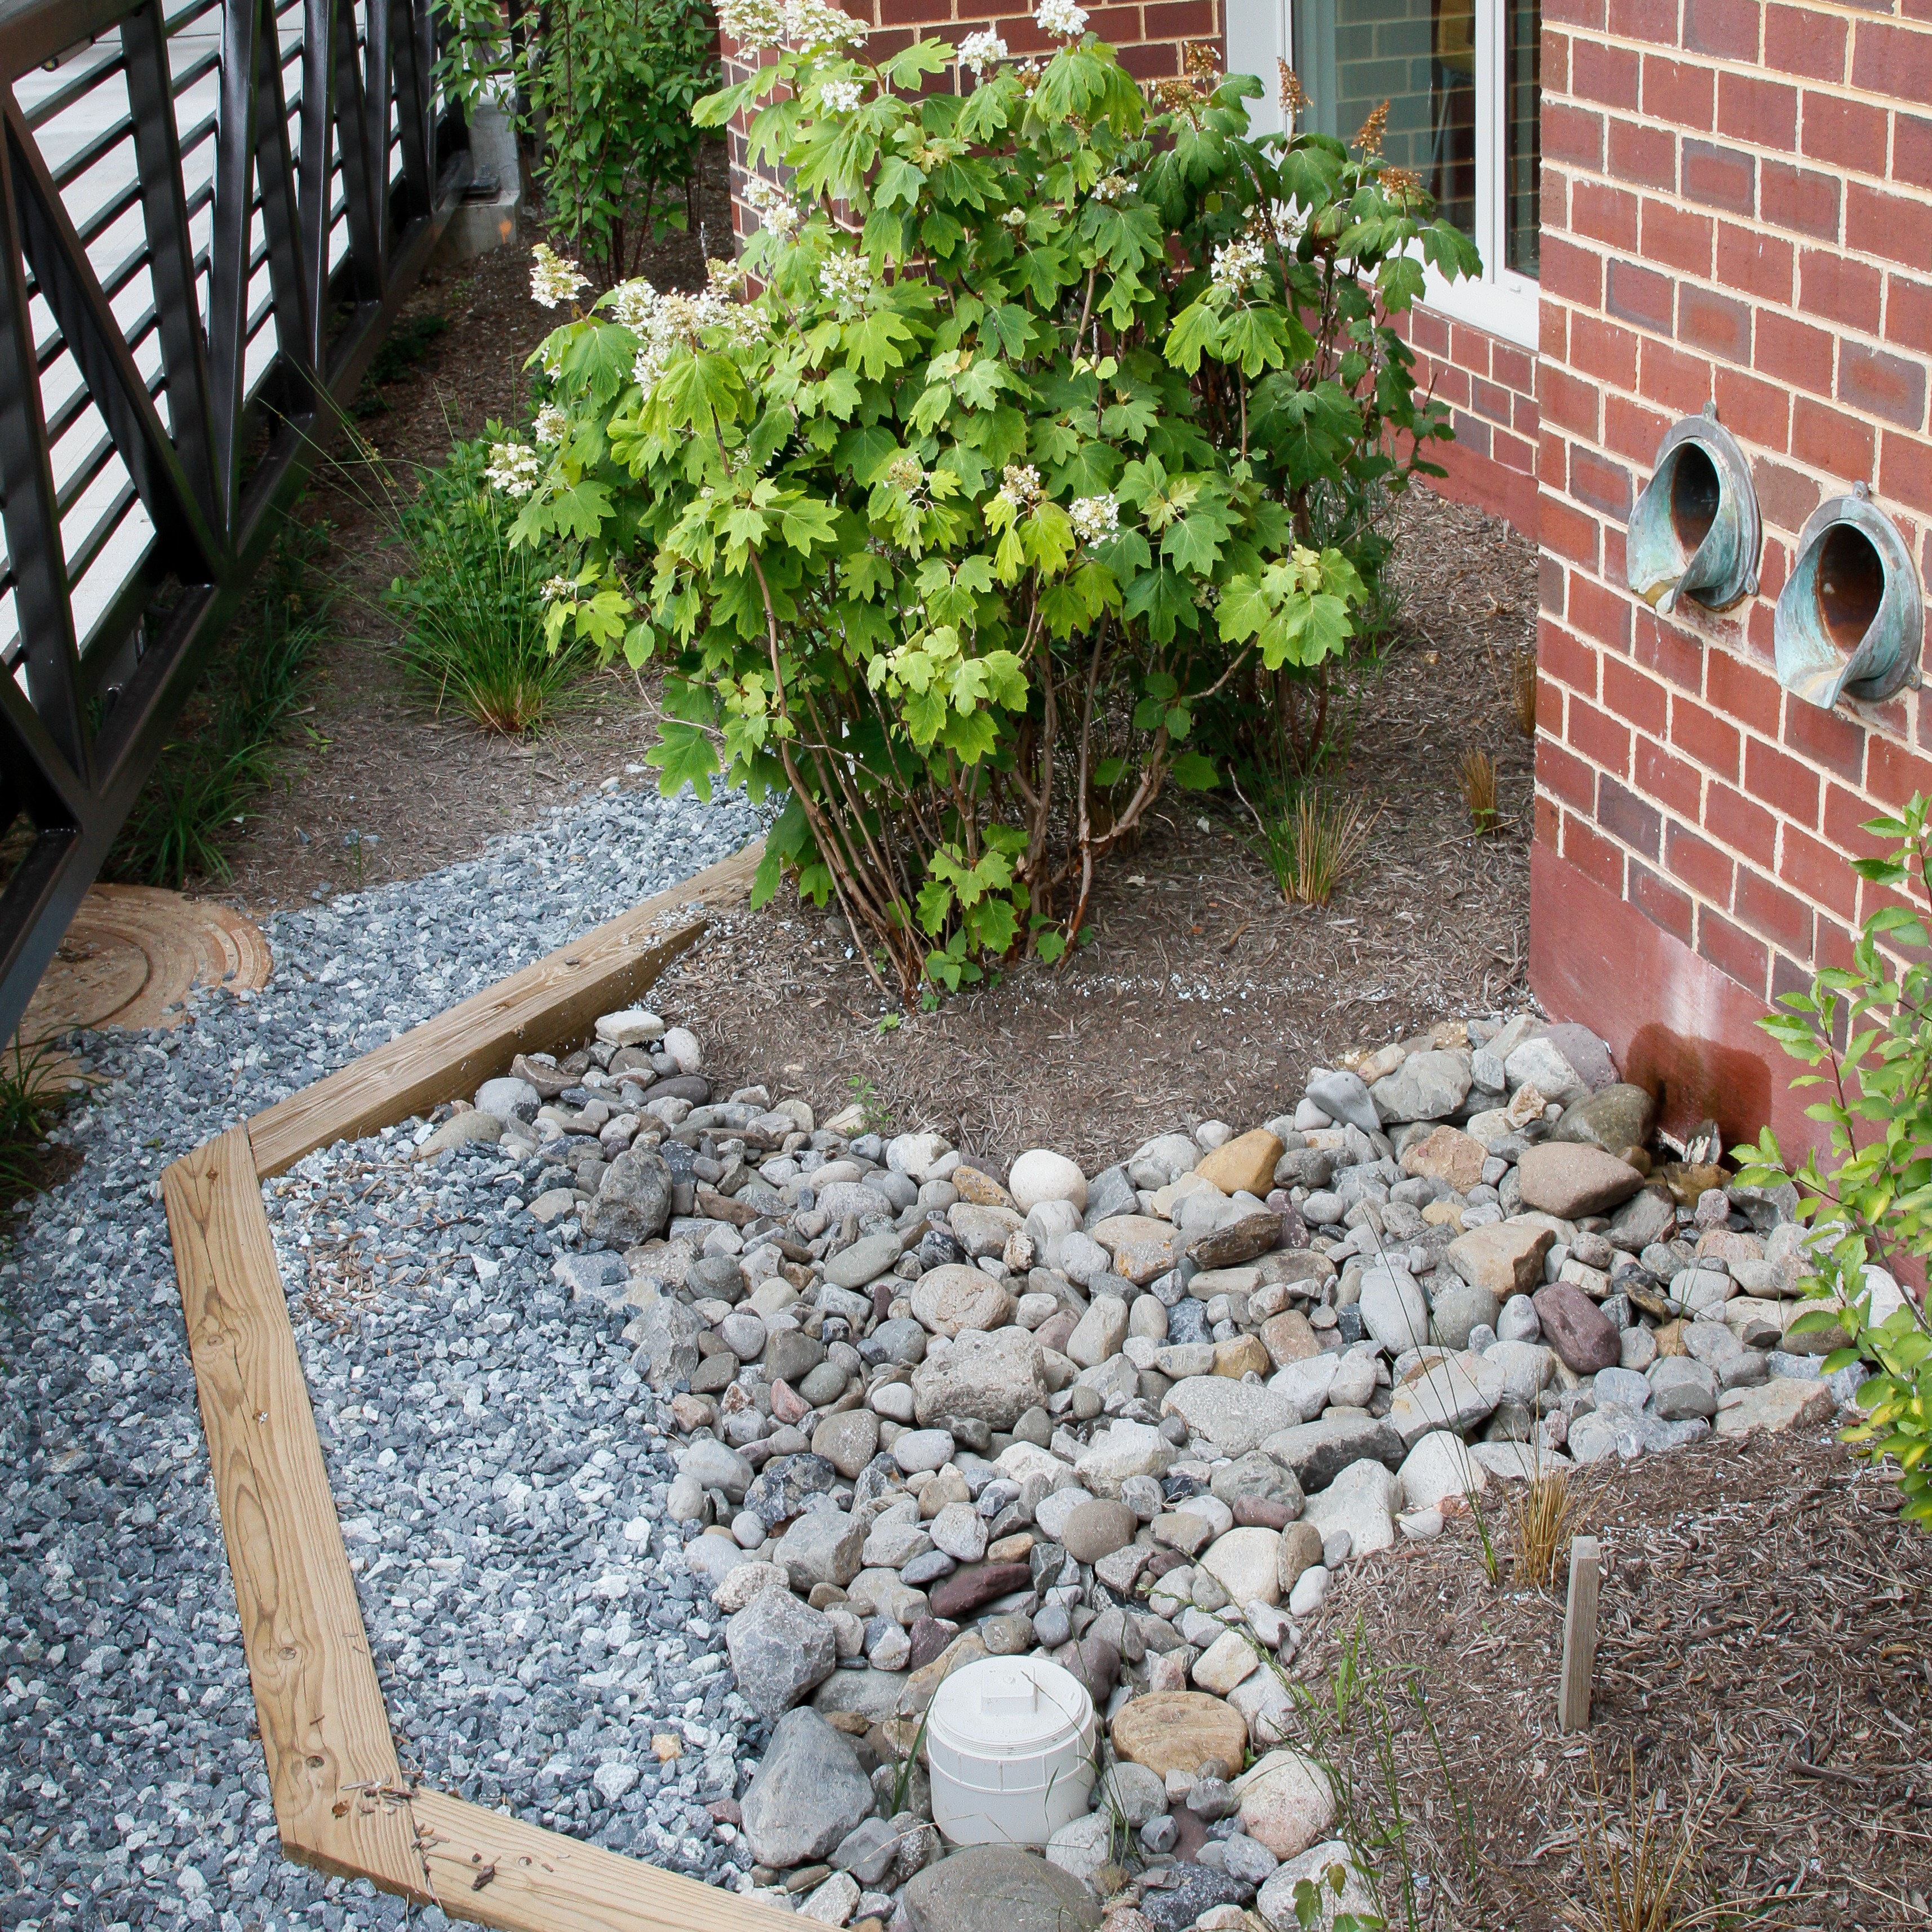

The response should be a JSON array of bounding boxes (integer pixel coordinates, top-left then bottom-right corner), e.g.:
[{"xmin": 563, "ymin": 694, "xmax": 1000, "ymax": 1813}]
[{"xmin": 1291, "ymin": 1434, "xmax": 1930, "ymax": 1931}]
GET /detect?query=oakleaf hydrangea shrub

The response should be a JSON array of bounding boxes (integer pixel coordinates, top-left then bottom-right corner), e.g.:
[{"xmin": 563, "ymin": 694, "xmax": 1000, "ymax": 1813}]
[
  {"xmin": 1736, "ymin": 793, "xmax": 1932, "ymax": 1529},
  {"xmin": 502, "ymin": 10, "xmax": 1478, "ymax": 1001}
]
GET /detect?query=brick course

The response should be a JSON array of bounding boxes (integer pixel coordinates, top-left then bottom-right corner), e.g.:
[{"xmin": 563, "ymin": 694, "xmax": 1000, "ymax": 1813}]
[{"xmin": 1536, "ymin": 0, "xmax": 1932, "ymax": 1052}]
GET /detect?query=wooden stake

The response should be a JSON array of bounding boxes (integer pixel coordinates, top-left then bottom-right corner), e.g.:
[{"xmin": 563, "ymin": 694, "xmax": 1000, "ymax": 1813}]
[{"xmin": 1560, "ymin": 1534, "xmax": 1601, "ymax": 1734}]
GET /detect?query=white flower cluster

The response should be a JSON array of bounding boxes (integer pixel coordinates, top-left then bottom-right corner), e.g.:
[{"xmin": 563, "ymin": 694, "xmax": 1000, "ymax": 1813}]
[
  {"xmin": 718, "ymin": 0, "xmax": 785, "ymax": 52},
  {"xmin": 818, "ymin": 75, "xmax": 864, "ymax": 112},
  {"xmin": 1001, "ymin": 206, "xmax": 1028, "ymax": 228},
  {"xmin": 614, "ymin": 275, "xmax": 766, "ymax": 397},
  {"xmin": 958, "ymin": 29, "xmax": 1008, "ymax": 75},
  {"xmin": 819, "ymin": 251, "xmax": 874, "ymax": 312},
  {"xmin": 719, "ymin": 0, "xmax": 863, "ymax": 55},
  {"xmin": 486, "ymin": 442, "xmax": 542, "ymax": 497},
  {"xmin": 530, "ymin": 242, "xmax": 589, "ymax": 309},
  {"xmin": 1035, "ymin": 0, "xmax": 1087, "ymax": 38},
  {"xmin": 1090, "ymin": 174, "xmax": 1129, "ymax": 203},
  {"xmin": 996, "ymin": 463, "xmax": 1043, "ymax": 514},
  {"xmin": 745, "ymin": 174, "xmax": 801, "ymax": 239},
  {"xmin": 886, "ymin": 454, "xmax": 926, "ymax": 494},
  {"xmin": 1070, "ymin": 494, "xmax": 1118, "ymax": 540},
  {"xmin": 541, "ymin": 575, "xmax": 579, "ymax": 605},
  {"xmin": 1210, "ymin": 234, "xmax": 1266, "ymax": 296},
  {"xmin": 785, "ymin": 0, "xmax": 865, "ymax": 50},
  {"xmin": 533, "ymin": 404, "xmax": 567, "ymax": 447}
]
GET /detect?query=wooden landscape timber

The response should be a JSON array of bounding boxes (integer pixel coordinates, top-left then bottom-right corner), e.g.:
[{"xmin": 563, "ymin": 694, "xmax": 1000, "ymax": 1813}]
[{"xmin": 161, "ymin": 841, "xmax": 801, "ymax": 1927}]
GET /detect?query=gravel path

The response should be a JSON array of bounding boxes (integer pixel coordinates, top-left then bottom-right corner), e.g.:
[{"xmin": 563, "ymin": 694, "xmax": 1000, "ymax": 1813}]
[{"xmin": 0, "ymin": 779, "xmax": 762, "ymax": 1932}]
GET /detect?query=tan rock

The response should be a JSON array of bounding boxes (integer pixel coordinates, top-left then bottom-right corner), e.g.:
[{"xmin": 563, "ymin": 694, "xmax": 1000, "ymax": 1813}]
[
  {"xmin": 1192, "ymin": 1628, "xmax": 1262, "ymax": 1695},
  {"xmin": 1277, "ymin": 1521, "xmax": 1323, "ymax": 1595},
  {"xmin": 1234, "ymin": 1748, "xmax": 1336, "ymax": 1860},
  {"xmin": 951, "ymin": 1165, "xmax": 1018, "ymax": 1210},
  {"xmin": 1194, "ymin": 1129, "xmax": 1286, "ymax": 1199},
  {"xmin": 1214, "ymin": 1334, "xmax": 1272, "ymax": 1379},
  {"xmin": 1090, "ymin": 1215, "xmax": 1182, "ymax": 1285},
  {"xmin": 1198, "ymin": 1525, "xmax": 1283, "ymax": 1607},
  {"xmin": 1109, "ymin": 1690, "xmax": 1249, "ymax": 1780},
  {"xmin": 1517, "ymin": 1143, "xmax": 1646, "ymax": 1218},
  {"xmin": 1358, "ymin": 1043, "xmax": 1406, "ymax": 1083},
  {"xmin": 1444, "ymin": 1219, "xmax": 1555, "ymax": 1296},
  {"xmin": 1715, "ymin": 1376, "xmax": 1836, "ymax": 1438},
  {"xmin": 898, "ymin": 1630, "xmax": 989, "ymax": 1715},
  {"xmin": 1260, "ymin": 1309, "xmax": 1320, "ymax": 1369},
  {"xmin": 1400, "ymin": 1125, "xmax": 1487, "ymax": 1193}
]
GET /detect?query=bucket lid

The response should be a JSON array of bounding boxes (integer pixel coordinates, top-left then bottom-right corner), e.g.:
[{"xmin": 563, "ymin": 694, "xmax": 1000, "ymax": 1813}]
[{"xmin": 927, "ymin": 1656, "xmax": 1094, "ymax": 1760}]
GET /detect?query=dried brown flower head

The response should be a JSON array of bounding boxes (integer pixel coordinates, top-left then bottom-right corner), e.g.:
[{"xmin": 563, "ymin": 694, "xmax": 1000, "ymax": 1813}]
[
  {"xmin": 1354, "ymin": 99, "xmax": 1390, "ymax": 156},
  {"xmin": 1183, "ymin": 39, "xmax": 1220, "ymax": 81},
  {"xmin": 1378, "ymin": 163, "xmax": 1423, "ymax": 200},
  {"xmin": 1147, "ymin": 75, "xmax": 1206, "ymax": 112},
  {"xmin": 1278, "ymin": 60, "xmax": 1308, "ymax": 114}
]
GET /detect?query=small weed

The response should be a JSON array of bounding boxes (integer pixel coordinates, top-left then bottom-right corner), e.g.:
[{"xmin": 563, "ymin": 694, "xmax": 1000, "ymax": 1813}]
[
  {"xmin": 847, "ymin": 1074, "xmax": 893, "ymax": 1136},
  {"xmin": 1512, "ymin": 649, "xmax": 1539, "ymax": 737},
  {"xmin": 1567, "ymin": 1750, "xmax": 1779, "ymax": 1932},
  {"xmin": 1457, "ymin": 748, "xmax": 1500, "ymax": 836},
  {"xmin": 1464, "ymin": 1482, "xmax": 1501, "ymax": 1585},
  {"xmin": 109, "ymin": 518, "xmax": 331, "ymax": 886},
  {"xmin": 1513, "ymin": 1462, "xmax": 1575, "ymax": 1591},
  {"xmin": 1245, "ymin": 785, "xmax": 1378, "ymax": 908}
]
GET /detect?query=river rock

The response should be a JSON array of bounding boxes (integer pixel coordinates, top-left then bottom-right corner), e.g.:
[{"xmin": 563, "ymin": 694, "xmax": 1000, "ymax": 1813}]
[
  {"xmin": 1428, "ymin": 1281, "xmax": 1500, "ymax": 1350},
  {"xmin": 1076, "ymin": 1420, "xmax": 1175, "ymax": 1494},
  {"xmin": 1517, "ymin": 1144, "xmax": 1645, "ymax": 1219},
  {"xmin": 727, "ymin": 1587, "xmax": 840, "ymax": 1718},
  {"xmin": 1260, "ymin": 1415, "xmax": 1405, "ymax": 1493},
  {"xmin": 1091, "ymin": 1215, "xmax": 1183, "ymax": 1284},
  {"xmin": 904, "ymin": 1844, "xmax": 1100, "ymax": 1932},
  {"xmin": 1196, "ymin": 1130, "xmax": 1286, "ymax": 1198},
  {"xmin": 813, "ymin": 1409, "xmax": 881, "ymax": 1479},
  {"xmin": 1388, "ymin": 1352, "xmax": 1505, "ymax": 1446},
  {"xmin": 1161, "ymin": 1377, "xmax": 1299, "ymax": 1456},
  {"xmin": 911, "ymin": 1265, "xmax": 1016, "ymax": 1337},
  {"xmin": 1009, "ymin": 1149, "xmax": 1089, "ymax": 1213},
  {"xmin": 1357, "ymin": 1264, "xmax": 1430, "ymax": 1355},
  {"xmin": 1111, "ymin": 1691, "xmax": 1250, "ymax": 1780},
  {"xmin": 1305, "ymin": 1069, "xmax": 1379, "ymax": 1135},
  {"xmin": 1552, "ymin": 1083, "xmax": 1657, "ymax": 1156},
  {"xmin": 1396, "ymin": 1431, "xmax": 1488, "ymax": 1511},
  {"xmin": 1445, "ymin": 1220, "xmax": 1554, "ymax": 1298},
  {"xmin": 1257, "ymin": 1842, "xmax": 1376, "ymax": 1930},
  {"xmin": 584, "ymin": 1147, "xmax": 675, "ymax": 1245},
  {"xmin": 912, "ymin": 1326, "xmax": 1048, "ymax": 1428},
  {"xmin": 1060, "ymin": 1497, "xmax": 1139, "ymax": 1564},
  {"xmin": 1234, "ymin": 1750, "xmax": 1335, "ymax": 1860},
  {"xmin": 1400, "ymin": 1126, "xmax": 1487, "ymax": 1192},
  {"xmin": 828, "ymin": 1231, "xmax": 905, "ymax": 1291},
  {"xmin": 1369, "ymin": 1050, "xmax": 1472, "ymax": 1125},
  {"xmin": 741, "ymin": 1707, "xmax": 877, "ymax": 1868},
  {"xmin": 1068, "ymin": 1296, "xmax": 1131, "ymax": 1368},
  {"xmin": 1299, "ymin": 1459, "xmax": 1397, "ymax": 1557},
  {"xmin": 1199, "ymin": 1526, "xmax": 1283, "ymax": 1607},
  {"xmin": 1532, "ymin": 1283, "xmax": 1620, "ymax": 1374},
  {"xmin": 778, "ymin": 1509, "xmax": 867, "ymax": 1592},
  {"xmin": 1142, "ymin": 1866, "xmax": 1253, "ymax": 1932},
  {"xmin": 1715, "ymin": 1376, "xmax": 1836, "ymax": 1437}
]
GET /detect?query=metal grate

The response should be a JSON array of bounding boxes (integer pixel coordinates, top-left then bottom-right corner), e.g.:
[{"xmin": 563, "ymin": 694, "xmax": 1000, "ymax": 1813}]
[{"xmin": 0, "ymin": 0, "xmax": 468, "ymax": 1042}]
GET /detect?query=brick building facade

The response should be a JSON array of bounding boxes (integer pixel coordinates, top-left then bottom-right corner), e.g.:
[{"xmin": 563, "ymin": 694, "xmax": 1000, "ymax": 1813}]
[{"xmin": 717, "ymin": 0, "xmax": 1932, "ymax": 1151}]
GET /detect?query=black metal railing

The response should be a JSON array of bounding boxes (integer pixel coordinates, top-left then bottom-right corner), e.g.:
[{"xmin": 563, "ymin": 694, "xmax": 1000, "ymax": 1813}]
[{"xmin": 0, "ymin": 0, "xmax": 468, "ymax": 1042}]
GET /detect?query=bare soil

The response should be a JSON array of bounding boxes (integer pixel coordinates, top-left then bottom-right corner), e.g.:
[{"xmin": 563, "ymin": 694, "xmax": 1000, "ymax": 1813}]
[
  {"xmin": 1293, "ymin": 1434, "xmax": 1930, "ymax": 1931},
  {"xmin": 215, "ymin": 149, "xmax": 735, "ymax": 912}
]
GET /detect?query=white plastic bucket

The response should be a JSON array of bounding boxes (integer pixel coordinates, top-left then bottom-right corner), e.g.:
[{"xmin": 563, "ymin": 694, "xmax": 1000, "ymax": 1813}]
[{"xmin": 925, "ymin": 1655, "xmax": 1098, "ymax": 1847}]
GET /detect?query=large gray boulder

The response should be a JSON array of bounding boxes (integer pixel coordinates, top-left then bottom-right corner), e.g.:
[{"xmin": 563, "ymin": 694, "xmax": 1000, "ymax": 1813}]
[
  {"xmin": 581, "ymin": 1147, "xmax": 673, "ymax": 1245},
  {"xmin": 725, "ymin": 1585, "xmax": 838, "ymax": 1718},
  {"xmin": 911, "ymin": 1325, "xmax": 1048, "ymax": 1428},
  {"xmin": 903, "ymin": 1844, "xmax": 1102, "ymax": 1932},
  {"xmin": 739, "ymin": 1707, "xmax": 875, "ymax": 1868}
]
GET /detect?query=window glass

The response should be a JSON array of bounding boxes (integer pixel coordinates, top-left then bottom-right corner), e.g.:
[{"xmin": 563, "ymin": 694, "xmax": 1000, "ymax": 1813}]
[
  {"xmin": 1505, "ymin": 0, "xmax": 1540, "ymax": 276},
  {"xmin": 1293, "ymin": 0, "xmax": 1477, "ymax": 239}
]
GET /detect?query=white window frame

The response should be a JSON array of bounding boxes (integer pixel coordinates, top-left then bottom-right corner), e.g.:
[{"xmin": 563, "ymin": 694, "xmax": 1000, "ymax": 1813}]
[{"xmin": 1225, "ymin": 0, "xmax": 1539, "ymax": 351}]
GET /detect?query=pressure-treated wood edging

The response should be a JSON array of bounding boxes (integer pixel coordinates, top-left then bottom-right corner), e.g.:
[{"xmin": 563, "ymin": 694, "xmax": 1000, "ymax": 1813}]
[{"xmin": 164, "ymin": 842, "xmax": 805, "ymax": 1928}]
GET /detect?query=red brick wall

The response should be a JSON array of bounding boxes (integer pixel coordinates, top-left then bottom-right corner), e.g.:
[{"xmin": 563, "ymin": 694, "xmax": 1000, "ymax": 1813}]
[{"xmin": 1531, "ymin": 0, "xmax": 1932, "ymax": 1145}]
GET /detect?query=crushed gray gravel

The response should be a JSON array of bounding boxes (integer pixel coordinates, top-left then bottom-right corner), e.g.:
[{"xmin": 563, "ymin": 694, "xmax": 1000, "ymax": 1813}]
[{"xmin": 0, "ymin": 779, "xmax": 761, "ymax": 1932}]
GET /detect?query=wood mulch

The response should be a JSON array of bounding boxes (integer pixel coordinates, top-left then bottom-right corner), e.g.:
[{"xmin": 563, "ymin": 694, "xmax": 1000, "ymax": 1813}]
[{"xmin": 1287, "ymin": 1434, "xmax": 1930, "ymax": 1931}]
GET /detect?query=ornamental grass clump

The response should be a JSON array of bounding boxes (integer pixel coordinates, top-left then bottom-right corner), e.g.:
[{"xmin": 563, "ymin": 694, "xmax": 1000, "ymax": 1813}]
[{"xmin": 507, "ymin": 9, "xmax": 1478, "ymax": 1002}]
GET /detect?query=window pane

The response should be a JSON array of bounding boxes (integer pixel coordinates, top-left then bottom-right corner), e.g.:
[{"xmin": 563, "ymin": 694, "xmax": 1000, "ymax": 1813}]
[
  {"xmin": 1293, "ymin": 0, "xmax": 1477, "ymax": 240},
  {"xmin": 1506, "ymin": 0, "xmax": 1540, "ymax": 275}
]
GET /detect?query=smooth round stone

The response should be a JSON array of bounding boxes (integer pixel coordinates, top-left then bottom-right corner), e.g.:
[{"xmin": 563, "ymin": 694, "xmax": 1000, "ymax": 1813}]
[
  {"xmin": 1009, "ymin": 1149, "xmax": 1089, "ymax": 1214},
  {"xmin": 1069, "ymin": 1387, "xmax": 1103, "ymax": 1421},
  {"xmin": 1594, "ymin": 1365, "xmax": 1653, "ymax": 1411},
  {"xmin": 982, "ymin": 1611, "xmax": 1035, "ymax": 1654},
  {"xmin": 1498, "ymin": 1294, "xmax": 1540, "ymax": 1343},
  {"xmin": 731, "ymin": 1510, "xmax": 767, "ymax": 1549},
  {"xmin": 1059, "ymin": 1497, "xmax": 1139, "ymax": 1565},
  {"xmin": 892, "ymin": 1428, "xmax": 956, "ymax": 1473},
  {"xmin": 901, "ymin": 1549, "xmax": 957, "ymax": 1587},
  {"xmin": 799, "ymin": 1362, "xmax": 850, "ymax": 1406},
  {"xmin": 720, "ymin": 1311, "xmax": 768, "ymax": 1360},
  {"xmin": 1034, "ymin": 1601, "xmax": 1072, "ymax": 1647},
  {"xmin": 1011, "ymin": 1405, "xmax": 1053, "ymax": 1448},
  {"xmin": 1286, "ymin": 1565, "xmax": 1328, "ymax": 1615}
]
